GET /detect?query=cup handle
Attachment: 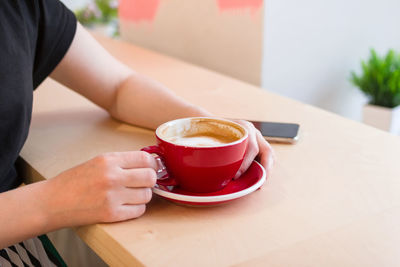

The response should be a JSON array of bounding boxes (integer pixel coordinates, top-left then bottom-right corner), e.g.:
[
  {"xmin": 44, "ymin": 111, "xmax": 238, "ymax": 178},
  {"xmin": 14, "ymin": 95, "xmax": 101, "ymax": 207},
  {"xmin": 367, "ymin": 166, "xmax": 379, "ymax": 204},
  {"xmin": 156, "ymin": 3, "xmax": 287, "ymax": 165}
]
[{"xmin": 141, "ymin": 146, "xmax": 178, "ymax": 186}]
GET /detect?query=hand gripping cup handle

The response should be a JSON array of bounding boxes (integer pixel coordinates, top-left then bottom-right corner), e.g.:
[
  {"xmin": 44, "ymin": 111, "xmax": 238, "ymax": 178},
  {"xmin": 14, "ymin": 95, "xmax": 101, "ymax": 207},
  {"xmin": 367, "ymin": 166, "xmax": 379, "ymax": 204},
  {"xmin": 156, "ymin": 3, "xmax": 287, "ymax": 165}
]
[{"xmin": 141, "ymin": 146, "xmax": 178, "ymax": 186}]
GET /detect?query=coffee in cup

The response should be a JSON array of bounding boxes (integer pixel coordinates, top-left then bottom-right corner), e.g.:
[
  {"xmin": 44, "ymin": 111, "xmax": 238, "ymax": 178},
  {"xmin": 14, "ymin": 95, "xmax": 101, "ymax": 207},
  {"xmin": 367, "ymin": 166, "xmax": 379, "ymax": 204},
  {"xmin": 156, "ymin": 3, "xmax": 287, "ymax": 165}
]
[{"xmin": 142, "ymin": 117, "xmax": 248, "ymax": 193}]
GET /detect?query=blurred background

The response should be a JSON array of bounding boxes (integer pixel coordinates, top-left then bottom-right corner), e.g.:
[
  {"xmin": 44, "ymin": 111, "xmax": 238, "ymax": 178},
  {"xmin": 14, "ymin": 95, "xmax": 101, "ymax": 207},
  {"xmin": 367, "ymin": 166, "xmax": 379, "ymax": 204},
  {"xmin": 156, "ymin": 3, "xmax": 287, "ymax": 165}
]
[{"xmin": 61, "ymin": 0, "xmax": 400, "ymax": 123}]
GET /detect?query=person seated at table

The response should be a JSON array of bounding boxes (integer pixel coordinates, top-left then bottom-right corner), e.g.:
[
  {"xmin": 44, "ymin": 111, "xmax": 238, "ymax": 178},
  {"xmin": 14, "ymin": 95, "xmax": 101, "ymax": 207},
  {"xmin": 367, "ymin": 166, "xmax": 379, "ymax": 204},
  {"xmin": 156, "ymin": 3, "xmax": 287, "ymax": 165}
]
[{"xmin": 0, "ymin": 0, "xmax": 274, "ymax": 265}]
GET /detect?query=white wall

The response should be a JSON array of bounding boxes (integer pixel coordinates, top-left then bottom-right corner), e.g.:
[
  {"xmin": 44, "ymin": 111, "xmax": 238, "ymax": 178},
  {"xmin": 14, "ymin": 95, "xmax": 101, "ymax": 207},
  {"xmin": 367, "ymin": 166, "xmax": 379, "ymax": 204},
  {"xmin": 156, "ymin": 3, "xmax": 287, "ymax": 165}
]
[{"xmin": 262, "ymin": 0, "xmax": 400, "ymax": 121}]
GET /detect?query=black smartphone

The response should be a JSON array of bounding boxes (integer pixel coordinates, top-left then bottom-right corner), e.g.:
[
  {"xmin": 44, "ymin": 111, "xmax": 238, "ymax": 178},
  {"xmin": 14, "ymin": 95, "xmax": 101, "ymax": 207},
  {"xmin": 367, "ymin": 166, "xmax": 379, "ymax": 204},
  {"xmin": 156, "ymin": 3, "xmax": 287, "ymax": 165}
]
[{"xmin": 249, "ymin": 121, "xmax": 300, "ymax": 144}]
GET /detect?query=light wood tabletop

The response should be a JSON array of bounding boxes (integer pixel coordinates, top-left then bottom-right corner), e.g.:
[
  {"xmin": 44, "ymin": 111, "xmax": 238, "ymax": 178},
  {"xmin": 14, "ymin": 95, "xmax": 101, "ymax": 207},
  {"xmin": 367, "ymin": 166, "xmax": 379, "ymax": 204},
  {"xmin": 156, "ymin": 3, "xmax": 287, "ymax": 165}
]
[{"xmin": 20, "ymin": 35, "xmax": 400, "ymax": 267}]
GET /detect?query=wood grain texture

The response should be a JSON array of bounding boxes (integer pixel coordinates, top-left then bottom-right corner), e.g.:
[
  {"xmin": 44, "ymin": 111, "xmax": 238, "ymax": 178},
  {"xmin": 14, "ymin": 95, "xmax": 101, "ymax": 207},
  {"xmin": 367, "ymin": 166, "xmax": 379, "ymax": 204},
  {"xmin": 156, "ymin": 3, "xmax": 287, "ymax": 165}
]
[{"xmin": 20, "ymin": 35, "xmax": 400, "ymax": 267}]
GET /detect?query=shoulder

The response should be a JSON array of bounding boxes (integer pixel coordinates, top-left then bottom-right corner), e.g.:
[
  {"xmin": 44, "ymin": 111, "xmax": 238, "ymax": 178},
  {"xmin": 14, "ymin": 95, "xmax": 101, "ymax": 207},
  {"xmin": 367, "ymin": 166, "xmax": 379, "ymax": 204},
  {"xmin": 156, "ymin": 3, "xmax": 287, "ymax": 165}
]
[{"xmin": 34, "ymin": 0, "xmax": 77, "ymax": 87}]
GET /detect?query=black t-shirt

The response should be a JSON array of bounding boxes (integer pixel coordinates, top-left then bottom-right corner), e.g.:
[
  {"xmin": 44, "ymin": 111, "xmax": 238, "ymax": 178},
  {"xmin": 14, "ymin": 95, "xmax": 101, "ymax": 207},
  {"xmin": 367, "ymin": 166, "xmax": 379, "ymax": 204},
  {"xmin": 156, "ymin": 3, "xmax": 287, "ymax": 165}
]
[{"xmin": 0, "ymin": 0, "xmax": 77, "ymax": 192}]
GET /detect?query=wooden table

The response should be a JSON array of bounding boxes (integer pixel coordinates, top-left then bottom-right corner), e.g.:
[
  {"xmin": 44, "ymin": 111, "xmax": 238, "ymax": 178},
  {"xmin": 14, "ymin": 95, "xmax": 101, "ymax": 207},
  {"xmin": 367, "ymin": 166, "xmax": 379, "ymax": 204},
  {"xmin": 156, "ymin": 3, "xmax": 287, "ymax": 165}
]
[{"xmin": 20, "ymin": 35, "xmax": 400, "ymax": 267}]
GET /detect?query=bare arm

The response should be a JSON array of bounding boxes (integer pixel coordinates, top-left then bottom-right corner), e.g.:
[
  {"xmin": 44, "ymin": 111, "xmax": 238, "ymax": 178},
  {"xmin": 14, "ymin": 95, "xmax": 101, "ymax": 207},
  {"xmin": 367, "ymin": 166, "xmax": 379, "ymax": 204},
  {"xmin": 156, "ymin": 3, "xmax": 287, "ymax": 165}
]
[
  {"xmin": 0, "ymin": 181, "xmax": 50, "ymax": 248},
  {"xmin": 50, "ymin": 24, "xmax": 210, "ymax": 129}
]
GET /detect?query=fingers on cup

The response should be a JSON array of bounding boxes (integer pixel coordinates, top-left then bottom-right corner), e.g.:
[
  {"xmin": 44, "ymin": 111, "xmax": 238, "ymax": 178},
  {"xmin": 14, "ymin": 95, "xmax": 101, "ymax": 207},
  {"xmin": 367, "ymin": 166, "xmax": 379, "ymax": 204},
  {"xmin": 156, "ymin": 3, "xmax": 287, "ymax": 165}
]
[
  {"xmin": 137, "ymin": 151, "xmax": 159, "ymax": 169},
  {"xmin": 120, "ymin": 205, "xmax": 147, "ymax": 220},
  {"xmin": 101, "ymin": 188, "xmax": 151, "ymax": 222},
  {"xmin": 104, "ymin": 204, "xmax": 147, "ymax": 222},
  {"xmin": 114, "ymin": 151, "xmax": 159, "ymax": 170},
  {"xmin": 255, "ymin": 130, "xmax": 275, "ymax": 174},
  {"xmin": 93, "ymin": 153, "xmax": 115, "ymax": 169},
  {"xmin": 123, "ymin": 168, "xmax": 157, "ymax": 188},
  {"xmin": 123, "ymin": 187, "xmax": 153, "ymax": 205},
  {"xmin": 235, "ymin": 125, "xmax": 259, "ymax": 179}
]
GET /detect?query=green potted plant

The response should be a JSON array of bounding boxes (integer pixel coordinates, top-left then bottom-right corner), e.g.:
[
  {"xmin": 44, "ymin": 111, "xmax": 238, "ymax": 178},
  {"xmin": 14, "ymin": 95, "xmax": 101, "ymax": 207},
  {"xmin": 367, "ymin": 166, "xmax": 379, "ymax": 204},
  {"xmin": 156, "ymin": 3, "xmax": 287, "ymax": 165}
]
[{"xmin": 351, "ymin": 49, "xmax": 400, "ymax": 134}]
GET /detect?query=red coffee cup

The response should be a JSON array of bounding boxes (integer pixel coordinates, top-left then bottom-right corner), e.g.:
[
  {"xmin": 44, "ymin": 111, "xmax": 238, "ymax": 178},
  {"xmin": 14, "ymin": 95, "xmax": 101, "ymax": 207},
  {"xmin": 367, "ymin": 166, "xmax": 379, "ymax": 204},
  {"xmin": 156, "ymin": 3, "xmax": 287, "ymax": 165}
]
[{"xmin": 141, "ymin": 117, "xmax": 248, "ymax": 193}]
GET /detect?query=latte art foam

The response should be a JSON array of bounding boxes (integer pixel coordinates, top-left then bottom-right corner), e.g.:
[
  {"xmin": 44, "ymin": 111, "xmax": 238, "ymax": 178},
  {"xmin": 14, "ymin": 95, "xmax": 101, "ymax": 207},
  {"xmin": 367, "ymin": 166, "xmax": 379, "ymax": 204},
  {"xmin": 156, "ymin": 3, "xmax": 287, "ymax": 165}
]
[
  {"xmin": 158, "ymin": 118, "xmax": 245, "ymax": 147},
  {"xmin": 168, "ymin": 134, "xmax": 237, "ymax": 147}
]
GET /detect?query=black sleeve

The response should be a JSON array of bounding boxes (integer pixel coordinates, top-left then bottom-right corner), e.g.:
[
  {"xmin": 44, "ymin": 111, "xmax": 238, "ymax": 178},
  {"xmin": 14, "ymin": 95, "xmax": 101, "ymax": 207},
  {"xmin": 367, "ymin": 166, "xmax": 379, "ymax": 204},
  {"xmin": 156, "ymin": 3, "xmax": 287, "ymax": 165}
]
[{"xmin": 33, "ymin": 0, "xmax": 77, "ymax": 88}]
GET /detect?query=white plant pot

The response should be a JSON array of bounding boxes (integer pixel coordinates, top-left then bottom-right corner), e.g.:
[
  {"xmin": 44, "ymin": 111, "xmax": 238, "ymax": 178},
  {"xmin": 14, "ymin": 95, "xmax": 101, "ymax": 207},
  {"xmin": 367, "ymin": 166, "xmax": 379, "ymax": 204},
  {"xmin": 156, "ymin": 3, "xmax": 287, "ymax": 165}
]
[{"xmin": 363, "ymin": 104, "xmax": 400, "ymax": 134}]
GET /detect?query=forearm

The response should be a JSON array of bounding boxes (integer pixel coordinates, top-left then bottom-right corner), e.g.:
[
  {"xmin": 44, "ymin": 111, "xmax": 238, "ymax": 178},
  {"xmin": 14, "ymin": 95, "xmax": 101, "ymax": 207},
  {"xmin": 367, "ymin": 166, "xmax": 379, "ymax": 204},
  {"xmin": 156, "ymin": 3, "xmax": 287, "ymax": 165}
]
[
  {"xmin": 50, "ymin": 24, "xmax": 210, "ymax": 129},
  {"xmin": 109, "ymin": 72, "xmax": 211, "ymax": 129},
  {"xmin": 0, "ymin": 181, "xmax": 55, "ymax": 249}
]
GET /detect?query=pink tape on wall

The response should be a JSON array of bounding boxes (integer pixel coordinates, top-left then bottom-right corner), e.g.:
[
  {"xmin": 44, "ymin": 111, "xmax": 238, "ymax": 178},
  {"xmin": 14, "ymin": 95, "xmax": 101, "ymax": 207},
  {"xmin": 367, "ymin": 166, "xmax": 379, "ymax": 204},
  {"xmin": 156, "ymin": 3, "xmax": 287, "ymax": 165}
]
[
  {"xmin": 217, "ymin": 0, "xmax": 263, "ymax": 13},
  {"xmin": 119, "ymin": 0, "xmax": 160, "ymax": 22},
  {"xmin": 119, "ymin": 0, "xmax": 263, "ymax": 23}
]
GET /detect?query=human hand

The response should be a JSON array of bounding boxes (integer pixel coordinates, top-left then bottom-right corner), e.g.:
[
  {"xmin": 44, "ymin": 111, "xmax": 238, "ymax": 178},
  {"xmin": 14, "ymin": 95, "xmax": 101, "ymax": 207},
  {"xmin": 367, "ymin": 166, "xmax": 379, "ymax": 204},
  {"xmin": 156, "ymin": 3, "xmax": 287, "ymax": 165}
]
[
  {"xmin": 233, "ymin": 120, "xmax": 275, "ymax": 179},
  {"xmin": 43, "ymin": 151, "xmax": 158, "ymax": 229}
]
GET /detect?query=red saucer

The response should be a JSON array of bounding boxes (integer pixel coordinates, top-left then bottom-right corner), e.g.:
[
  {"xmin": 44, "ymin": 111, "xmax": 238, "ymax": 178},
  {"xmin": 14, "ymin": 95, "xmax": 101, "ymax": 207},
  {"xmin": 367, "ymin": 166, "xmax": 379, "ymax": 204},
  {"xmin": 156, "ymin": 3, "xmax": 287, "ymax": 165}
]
[{"xmin": 152, "ymin": 161, "xmax": 266, "ymax": 206}]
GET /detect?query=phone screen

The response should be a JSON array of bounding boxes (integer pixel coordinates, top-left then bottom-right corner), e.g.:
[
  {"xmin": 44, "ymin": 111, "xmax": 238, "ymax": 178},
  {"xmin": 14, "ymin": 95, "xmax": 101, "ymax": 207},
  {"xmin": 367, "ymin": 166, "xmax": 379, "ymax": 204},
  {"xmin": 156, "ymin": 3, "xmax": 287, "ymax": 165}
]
[{"xmin": 250, "ymin": 121, "xmax": 300, "ymax": 143}]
